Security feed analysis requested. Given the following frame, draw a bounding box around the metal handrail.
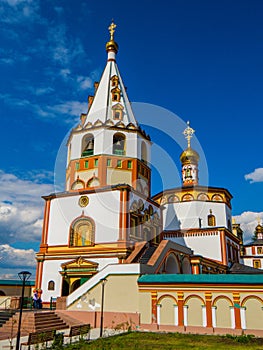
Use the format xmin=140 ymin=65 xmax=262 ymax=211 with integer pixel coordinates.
xmin=0 ymin=297 xmax=11 ymax=309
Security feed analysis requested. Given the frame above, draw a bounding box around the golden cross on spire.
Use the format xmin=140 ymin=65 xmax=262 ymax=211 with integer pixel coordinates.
xmin=108 ymin=21 xmax=117 ymax=41
xmin=257 ymin=216 xmax=262 ymax=225
xmin=183 ymin=121 xmax=195 ymax=148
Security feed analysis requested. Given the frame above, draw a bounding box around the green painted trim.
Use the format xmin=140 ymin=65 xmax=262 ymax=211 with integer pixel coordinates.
xmin=0 ymin=280 xmax=35 ymax=286
xmin=138 ymin=274 xmax=263 ymax=285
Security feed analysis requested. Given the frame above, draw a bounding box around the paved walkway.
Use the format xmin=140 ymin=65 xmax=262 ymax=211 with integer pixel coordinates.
xmin=0 ymin=328 xmax=123 ymax=348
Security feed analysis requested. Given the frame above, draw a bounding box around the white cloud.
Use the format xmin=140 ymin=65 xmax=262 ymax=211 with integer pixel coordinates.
xmin=0 ymin=244 xmax=36 ymax=279
xmin=49 ymin=101 xmax=87 ymax=120
xmin=77 ymin=76 xmax=93 ymax=90
xmin=0 ymin=93 xmax=87 ymax=123
xmin=233 ymin=211 xmax=263 ymax=243
xmin=0 ymin=169 xmax=53 ymax=244
xmin=0 ymin=244 xmax=36 ymax=268
xmin=34 ymin=87 xmax=54 ymax=96
xmin=245 ymin=168 xmax=263 ymax=183
xmin=0 ymin=0 xmax=43 ymax=24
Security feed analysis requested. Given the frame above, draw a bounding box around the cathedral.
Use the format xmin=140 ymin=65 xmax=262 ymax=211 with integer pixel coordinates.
xmin=35 ymin=23 xmax=263 ymax=333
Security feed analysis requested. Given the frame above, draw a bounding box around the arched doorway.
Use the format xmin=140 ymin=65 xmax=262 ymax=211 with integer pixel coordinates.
xmin=70 ymin=279 xmax=81 ymax=293
xmin=61 ymin=279 xmax=69 ymax=297
xmin=165 ymin=254 xmax=180 ymax=274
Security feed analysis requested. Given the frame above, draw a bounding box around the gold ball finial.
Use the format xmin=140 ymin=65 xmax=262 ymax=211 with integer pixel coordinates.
xmin=106 ymin=21 xmax=119 ymax=54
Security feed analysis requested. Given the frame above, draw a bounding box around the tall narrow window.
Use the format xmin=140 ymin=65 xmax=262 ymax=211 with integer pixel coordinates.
xmin=113 ymin=133 xmax=126 ymax=155
xmin=81 ymin=134 xmax=94 ymax=157
xmin=207 ymin=209 xmax=216 ymax=226
xmin=141 ymin=141 xmax=147 ymax=163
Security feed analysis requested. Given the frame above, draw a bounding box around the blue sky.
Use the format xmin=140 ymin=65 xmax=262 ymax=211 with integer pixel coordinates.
xmin=0 ymin=0 xmax=262 ymax=278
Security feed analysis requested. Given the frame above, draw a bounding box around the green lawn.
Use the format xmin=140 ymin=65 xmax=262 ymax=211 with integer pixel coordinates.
xmin=66 ymin=332 xmax=263 ymax=350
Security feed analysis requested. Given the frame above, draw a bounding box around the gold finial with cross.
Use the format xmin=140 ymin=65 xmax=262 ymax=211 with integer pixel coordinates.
xmin=183 ymin=121 xmax=195 ymax=148
xmin=257 ymin=216 xmax=262 ymax=225
xmin=108 ymin=21 xmax=117 ymax=41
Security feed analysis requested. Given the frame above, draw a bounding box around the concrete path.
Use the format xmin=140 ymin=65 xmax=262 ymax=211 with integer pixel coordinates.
xmin=0 ymin=328 xmax=125 ymax=349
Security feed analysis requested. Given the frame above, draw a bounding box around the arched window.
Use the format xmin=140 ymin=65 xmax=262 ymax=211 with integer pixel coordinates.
xmin=111 ymin=87 xmax=121 ymax=102
xmin=207 ymin=209 xmax=216 ymax=226
xmin=113 ymin=133 xmax=126 ymax=155
xmin=48 ymin=280 xmax=55 ymax=291
xmin=69 ymin=218 xmax=95 ymax=247
xmin=141 ymin=142 xmax=147 ymax=163
xmin=81 ymin=134 xmax=94 ymax=157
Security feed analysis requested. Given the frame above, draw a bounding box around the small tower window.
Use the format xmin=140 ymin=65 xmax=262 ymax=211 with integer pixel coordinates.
xmin=48 ymin=280 xmax=55 ymax=291
xmin=94 ymin=159 xmax=98 ymax=167
xmin=127 ymin=160 xmax=132 ymax=169
xmin=111 ymin=75 xmax=119 ymax=87
xmin=113 ymin=133 xmax=126 ymax=156
xmin=185 ymin=167 xmax=192 ymax=178
xmin=85 ymin=161 xmax=89 ymax=168
xmin=253 ymin=259 xmax=261 ymax=269
xmin=111 ymin=87 xmax=121 ymax=102
xmin=81 ymin=134 xmax=94 ymax=157
xmin=141 ymin=142 xmax=147 ymax=163
xmin=112 ymin=103 xmax=124 ymax=120
xmin=117 ymin=160 xmax=122 ymax=168
xmin=257 ymin=247 xmax=262 ymax=254
xmin=107 ymin=159 xmax=112 ymax=167
xmin=207 ymin=209 xmax=216 ymax=226
xmin=75 ymin=162 xmax=80 ymax=170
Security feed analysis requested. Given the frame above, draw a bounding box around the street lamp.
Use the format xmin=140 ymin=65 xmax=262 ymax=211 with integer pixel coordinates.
xmin=16 ymin=271 xmax=31 ymax=350
xmin=99 ymin=278 xmax=107 ymax=337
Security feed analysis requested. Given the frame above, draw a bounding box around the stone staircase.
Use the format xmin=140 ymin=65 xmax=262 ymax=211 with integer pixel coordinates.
xmin=138 ymin=246 xmax=157 ymax=264
xmin=0 ymin=310 xmax=69 ymax=340
xmin=0 ymin=310 xmax=16 ymax=328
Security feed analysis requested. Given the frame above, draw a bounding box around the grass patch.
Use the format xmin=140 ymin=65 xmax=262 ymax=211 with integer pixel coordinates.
xmin=65 ymin=332 xmax=263 ymax=350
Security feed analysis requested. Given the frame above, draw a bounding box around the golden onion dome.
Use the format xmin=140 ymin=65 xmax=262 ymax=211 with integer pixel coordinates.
xmin=180 ymin=147 xmax=200 ymax=165
xmin=106 ymin=39 xmax=119 ymax=53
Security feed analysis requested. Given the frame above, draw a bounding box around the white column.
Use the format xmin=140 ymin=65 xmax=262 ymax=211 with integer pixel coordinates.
xmin=183 ymin=305 xmax=188 ymax=326
xmin=240 ymin=307 xmax=246 ymax=330
xmin=174 ymin=305 xmax=178 ymax=326
xmin=202 ymin=305 xmax=207 ymax=327
xmin=212 ymin=306 xmax=217 ymax=328
xmin=230 ymin=307 xmax=235 ymax=329
xmin=157 ymin=304 xmax=161 ymax=325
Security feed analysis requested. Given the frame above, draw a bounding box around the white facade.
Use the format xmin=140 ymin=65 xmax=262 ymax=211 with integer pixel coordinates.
xmin=166 ymin=231 xmax=222 ymax=261
xmin=47 ymin=191 xmax=121 ymax=245
xmin=163 ymin=201 xmax=232 ymax=231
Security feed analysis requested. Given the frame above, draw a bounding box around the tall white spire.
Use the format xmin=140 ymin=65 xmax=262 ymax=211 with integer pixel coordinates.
xmin=83 ymin=22 xmax=138 ymax=127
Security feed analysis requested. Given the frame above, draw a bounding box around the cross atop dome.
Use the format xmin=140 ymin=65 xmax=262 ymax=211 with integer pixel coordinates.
xmin=183 ymin=121 xmax=195 ymax=148
xmin=108 ymin=21 xmax=117 ymax=41
xmin=106 ymin=21 xmax=119 ymax=55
